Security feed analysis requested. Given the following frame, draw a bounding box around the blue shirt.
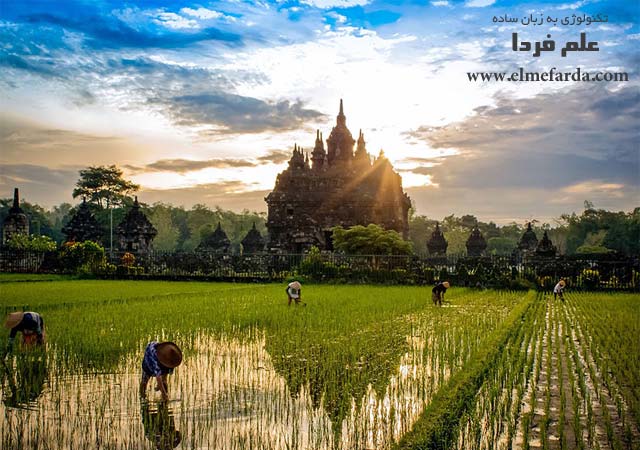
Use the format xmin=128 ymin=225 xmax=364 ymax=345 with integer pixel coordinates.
xmin=142 ymin=341 xmax=174 ymax=377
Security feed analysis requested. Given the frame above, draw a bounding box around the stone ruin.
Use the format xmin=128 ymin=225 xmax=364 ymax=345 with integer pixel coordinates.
xmin=116 ymin=197 xmax=157 ymax=254
xmin=535 ymin=230 xmax=557 ymax=257
xmin=197 ymin=222 xmax=231 ymax=253
xmin=265 ymin=100 xmax=411 ymax=252
xmin=241 ymin=222 xmax=265 ymax=254
xmin=2 ymin=188 xmax=29 ymax=246
xmin=426 ymin=222 xmax=448 ymax=256
xmin=466 ymin=225 xmax=487 ymax=257
xmin=62 ymin=198 xmax=104 ymax=243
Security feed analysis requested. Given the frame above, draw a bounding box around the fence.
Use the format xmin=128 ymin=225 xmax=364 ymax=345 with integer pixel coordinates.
xmin=0 ymin=249 xmax=638 ymax=291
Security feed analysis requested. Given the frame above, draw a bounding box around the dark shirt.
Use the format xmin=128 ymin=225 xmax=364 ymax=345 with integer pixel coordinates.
xmin=9 ymin=312 xmax=44 ymax=340
xmin=432 ymin=283 xmax=448 ymax=295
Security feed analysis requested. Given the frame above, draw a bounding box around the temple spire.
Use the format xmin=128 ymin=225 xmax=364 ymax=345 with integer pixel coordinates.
xmin=12 ymin=188 xmax=19 ymax=210
xmin=337 ymin=98 xmax=346 ymax=126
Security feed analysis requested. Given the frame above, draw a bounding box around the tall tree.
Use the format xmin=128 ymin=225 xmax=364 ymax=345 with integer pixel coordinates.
xmin=72 ymin=165 xmax=139 ymax=209
xmin=332 ymin=224 xmax=412 ymax=255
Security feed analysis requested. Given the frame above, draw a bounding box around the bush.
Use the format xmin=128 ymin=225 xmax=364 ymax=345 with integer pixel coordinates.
xmin=6 ymin=234 xmax=57 ymax=252
xmin=578 ymin=269 xmax=600 ymax=289
xmin=59 ymin=241 xmax=106 ymax=275
xmin=537 ymin=275 xmax=555 ymax=291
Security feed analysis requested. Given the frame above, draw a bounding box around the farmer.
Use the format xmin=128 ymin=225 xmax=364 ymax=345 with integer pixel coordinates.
xmin=553 ymin=279 xmax=566 ymax=301
xmin=4 ymin=311 xmax=45 ymax=353
xmin=140 ymin=341 xmax=183 ymax=401
xmin=432 ymin=281 xmax=450 ymax=306
xmin=286 ymin=280 xmax=304 ymax=306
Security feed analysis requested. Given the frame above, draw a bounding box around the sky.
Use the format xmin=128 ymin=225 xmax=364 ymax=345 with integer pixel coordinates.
xmin=0 ymin=0 xmax=638 ymax=224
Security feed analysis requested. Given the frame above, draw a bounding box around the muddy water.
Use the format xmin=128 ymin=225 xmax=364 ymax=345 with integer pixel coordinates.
xmin=1 ymin=329 xmax=450 ymax=450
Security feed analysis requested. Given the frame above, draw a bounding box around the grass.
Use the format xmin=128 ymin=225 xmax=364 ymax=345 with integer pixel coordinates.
xmin=0 ymin=276 xmax=637 ymax=449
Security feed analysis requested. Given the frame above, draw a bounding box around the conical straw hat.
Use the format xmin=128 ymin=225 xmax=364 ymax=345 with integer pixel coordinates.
xmin=443 ymin=281 xmax=451 ymax=288
xmin=559 ymin=280 xmax=566 ymax=287
xmin=156 ymin=342 xmax=182 ymax=368
xmin=4 ymin=312 xmax=24 ymax=329
xmin=289 ymin=281 xmax=301 ymax=290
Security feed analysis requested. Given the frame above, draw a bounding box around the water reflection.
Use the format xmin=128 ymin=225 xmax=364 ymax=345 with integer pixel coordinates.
xmin=141 ymin=401 xmax=182 ymax=450
xmin=0 ymin=329 xmax=461 ymax=449
xmin=1 ymin=351 xmax=47 ymax=409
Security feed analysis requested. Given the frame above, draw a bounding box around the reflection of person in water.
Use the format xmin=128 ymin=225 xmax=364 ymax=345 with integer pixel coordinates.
xmin=141 ymin=402 xmax=182 ymax=450
xmin=1 ymin=351 xmax=48 ymax=408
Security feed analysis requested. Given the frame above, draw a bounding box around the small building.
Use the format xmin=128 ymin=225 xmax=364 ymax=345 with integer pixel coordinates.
xmin=62 ymin=198 xmax=104 ymax=243
xmin=427 ymin=222 xmax=448 ymax=256
xmin=2 ymin=188 xmax=29 ymax=245
xmin=197 ymin=222 xmax=231 ymax=254
xmin=241 ymin=222 xmax=265 ymax=254
xmin=535 ymin=230 xmax=557 ymax=257
xmin=116 ymin=197 xmax=157 ymax=253
xmin=466 ymin=225 xmax=487 ymax=257
xmin=517 ymin=223 xmax=538 ymax=255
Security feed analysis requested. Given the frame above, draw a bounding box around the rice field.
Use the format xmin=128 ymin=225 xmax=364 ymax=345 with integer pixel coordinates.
xmin=0 ymin=277 xmax=638 ymax=449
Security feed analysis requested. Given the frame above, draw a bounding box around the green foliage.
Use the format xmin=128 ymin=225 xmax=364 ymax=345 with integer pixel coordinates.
xmin=72 ymin=165 xmax=139 ymax=208
xmin=332 ymin=224 xmax=412 ymax=255
xmin=5 ymin=234 xmax=57 ymax=252
xmin=59 ymin=241 xmax=107 ymax=275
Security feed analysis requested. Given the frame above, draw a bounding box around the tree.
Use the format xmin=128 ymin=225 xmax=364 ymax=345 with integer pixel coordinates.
xmin=72 ymin=165 xmax=139 ymax=209
xmin=332 ymin=224 xmax=412 ymax=255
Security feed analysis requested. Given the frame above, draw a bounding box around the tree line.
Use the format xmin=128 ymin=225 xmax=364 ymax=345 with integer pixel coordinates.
xmin=1 ymin=166 xmax=638 ymax=256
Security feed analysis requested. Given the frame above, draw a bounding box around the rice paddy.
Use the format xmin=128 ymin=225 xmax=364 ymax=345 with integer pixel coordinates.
xmin=0 ymin=277 xmax=638 ymax=449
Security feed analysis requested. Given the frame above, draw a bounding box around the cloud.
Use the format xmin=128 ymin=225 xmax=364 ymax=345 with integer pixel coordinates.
xmin=180 ymin=7 xmax=235 ymax=22
xmin=431 ymin=1 xmax=450 ymax=6
xmin=22 ymin=13 xmax=242 ymax=49
xmin=153 ymin=12 xmax=199 ymax=30
xmin=257 ymin=150 xmax=291 ymax=164
xmin=160 ymin=94 xmax=325 ymax=134
xmin=140 ymin=158 xmax=257 ymax=173
xmin=402 ymin=85 xmax=639 ymax=222
xmin=0 ymin=164 xmax=79 ymax=207
xmin=465 ymin=0 xmax=496 ymax=7
xmin=300 ymin=0 xmax=372 ymax=9
xmin=411 ymin=85 xmax=640 ymax=164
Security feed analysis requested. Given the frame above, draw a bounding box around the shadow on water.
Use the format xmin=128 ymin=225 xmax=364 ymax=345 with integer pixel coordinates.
xmin=1 ymin=350 xmax=48 ymax=410
xmin=141 ymin=401 xmax=182 ymax=450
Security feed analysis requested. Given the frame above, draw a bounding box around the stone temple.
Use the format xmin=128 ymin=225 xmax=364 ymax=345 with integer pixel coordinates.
xmin=266 ymin=100 xmax=411 ymax=252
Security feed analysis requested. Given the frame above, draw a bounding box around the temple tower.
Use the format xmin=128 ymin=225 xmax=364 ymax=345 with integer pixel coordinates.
xmin=116 ymin=197 xmax=157 ymax=254
xmin=326 ymin=99 xmax=355 ymax=165
xmin=2 ymin=188 xmax=29 ymax=245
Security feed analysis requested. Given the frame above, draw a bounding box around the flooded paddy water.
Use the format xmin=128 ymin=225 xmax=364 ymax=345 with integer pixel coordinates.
xmin=2 ymin=328 xmax=457 ymax=450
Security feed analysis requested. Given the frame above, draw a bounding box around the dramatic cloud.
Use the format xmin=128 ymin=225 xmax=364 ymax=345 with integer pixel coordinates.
xmin=162 ymin=94 xmax=325 ymax=134
xmin=0 ymin=164 xmax=79 ymax=206
xmin=410 ymin=86 xmax=640 ymax=164
xmin=257 ymin=150 xmax=291 ymax=165
xmin=145 ymin=158 xmax=256 ymax=172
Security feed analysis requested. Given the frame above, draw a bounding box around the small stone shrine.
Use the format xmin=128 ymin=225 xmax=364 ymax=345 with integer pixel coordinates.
xmin=426 ymin=222 xmax=448 ymax=256
xmin=62 ymin=198 xmax=104 ymax=243
xmin=241 ymin=222 xmax=265 ymax=254
xmin=265 ymin=100 xmax=411 ymax=252
xmin=517 ymin=223 xmax=539 ymax=255
xmin=116 ymin=197 xmax=157 ymax=253
xmin=197 ymin=222 xmax=231 ymax=253
xmin=466 ymin=225 xmax=487 ymax=257
xmin=2 ymin=188 xmax=29 ymax=245
xmin=535 ymin=230 xmax=557 ymax=257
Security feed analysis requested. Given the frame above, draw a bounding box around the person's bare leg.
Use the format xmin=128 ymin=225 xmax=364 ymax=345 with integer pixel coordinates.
xmin=140 ymin=373 xmax=150 ymax=398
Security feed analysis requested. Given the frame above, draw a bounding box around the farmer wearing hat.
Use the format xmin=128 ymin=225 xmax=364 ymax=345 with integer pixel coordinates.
xmin=432 ymin=281 xmax=450 ymax=306
xmin=140 ymin=341 xmax=183 ymax=401
xmin=553 ymin=279 xmax=566 ymax=301
xmin=286 ymin=280 xmax=304 ymax=306
xmin=4 ymin=311 xmax=45 ymax=353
